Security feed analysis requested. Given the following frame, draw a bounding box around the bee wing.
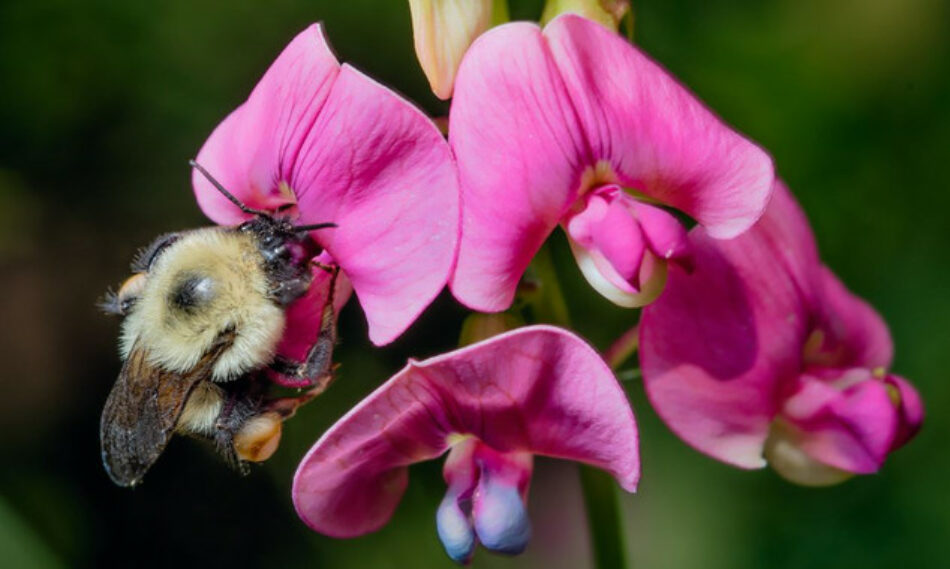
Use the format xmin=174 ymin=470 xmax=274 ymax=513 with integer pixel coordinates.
xmin=100 ymin=335 xmax=230 ymax=487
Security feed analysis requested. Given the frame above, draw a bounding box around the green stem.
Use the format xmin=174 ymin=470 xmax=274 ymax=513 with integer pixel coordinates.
xmin=580 ymin=465 xmax=629 ymax=569
xmin=525 ymin=244 xmax=571 ymax=326
xmin=525 ymin=244 xmax=629 ymax=569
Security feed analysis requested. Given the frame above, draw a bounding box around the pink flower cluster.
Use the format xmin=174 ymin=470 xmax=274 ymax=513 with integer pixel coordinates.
xmin=188 ymin=9 xmax=921 ymax=564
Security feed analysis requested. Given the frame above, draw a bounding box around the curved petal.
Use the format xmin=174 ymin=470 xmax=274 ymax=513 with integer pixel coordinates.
xmin=194 ymin=24 xmax=459 ymax=345
xmin=563 ymin=190 xmax=646 ymax=293
xmin=811 ymin=266 xmax=894 ymax=370
xmin=293 ymin=325 xmax=639 ymax=537
xmin=290 ymin=65 xmax=459 ymax=345
xmin=781 ymin=374 xmax=898 ymax=473
xmin=449 ymin=16 xmax=773 ymax=312
xmin=193 ymin=24 xmax=340 ymax=223
xmin=885 ymin=374 xmax=924 ymax=450
xmin=632 ymin=201 xmax=690 ymax=263
xmin=544 ymin=15 xmax=774 ymax=238
xmin=448 ymin=22 xmax=590 ymax=312
xmin=639 ymin=184 xmax=820 ymax=468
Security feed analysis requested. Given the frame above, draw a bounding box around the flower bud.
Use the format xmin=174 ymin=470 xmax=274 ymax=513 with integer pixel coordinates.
xmin=409 ymin=0 xmax=496 ymax=99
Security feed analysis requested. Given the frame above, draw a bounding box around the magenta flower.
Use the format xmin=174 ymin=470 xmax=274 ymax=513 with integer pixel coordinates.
xmin=292 ymin=325 xmax=639 ymax=562
xmin=639 ymin=183 xmax=923 ymax=485
xmin=192 ymin=24 xmax=459 ymax=346
xmin=448 ymin=14 xmax=774 ymax=310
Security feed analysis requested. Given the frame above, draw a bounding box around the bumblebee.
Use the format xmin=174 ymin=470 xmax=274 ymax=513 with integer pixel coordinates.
xmin=99 ymin=162 xmax=337 ymax=487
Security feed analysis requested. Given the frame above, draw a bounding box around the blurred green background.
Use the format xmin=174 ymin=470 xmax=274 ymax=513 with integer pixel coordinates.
xmin=1 ymin=0 xmax=947 ymax=567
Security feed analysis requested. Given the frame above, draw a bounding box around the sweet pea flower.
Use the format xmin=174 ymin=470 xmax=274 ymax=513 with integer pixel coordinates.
xmin=408 ymin=0 xmax=496 ymax=99
xmin=639 ymin=183 xmax=923 ymax=486
xmin=192 ymin=24 xmax=458 ymax=347
xmin=449 ymin=14 xmax=774 ymax=311
xmin=293 ymin=325 xmax=639 ymax=563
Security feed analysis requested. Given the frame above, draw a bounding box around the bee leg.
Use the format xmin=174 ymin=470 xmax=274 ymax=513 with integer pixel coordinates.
xmin=271 ymin=276 xmax=312 ymax=307
xmin=212 ymin=380 xmax=264 ymax=474
xmin=269 ymin=266 xmax=339 ymax=391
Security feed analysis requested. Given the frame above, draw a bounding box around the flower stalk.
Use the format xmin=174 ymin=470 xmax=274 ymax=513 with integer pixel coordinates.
xmin=526 ymin=243 xmax=630 ymax=569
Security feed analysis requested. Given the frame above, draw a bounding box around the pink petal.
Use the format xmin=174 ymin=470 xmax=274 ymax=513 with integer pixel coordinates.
xmin=810 ymin=266 xmax=894 ymax=370
xmin=293 ymin=326 xmax=639 ymax=538
xmin=193 ymin=24 xmax=339 ymax=222
xmin=639 ymin=184 xmax=820 ymax=468
xmin=448 ymin=22 xmax=588 ymax=312
xmin=545 ymin=15 xmax=773 ymax=239
xmin=449 ymin=16 xmax=773 ymax=311
xmin=563 ymin=187 xmax=671 ymax=307
xmin=267 ymin=259 xmax=353 ymax=388
xmin=782 ymin=374 xmax=898 ymax=473
xmin=194 ymin=24 xmax=459 ymax=345
xmin=885 ymin=374 xmax=924 ymax=450
xmin=291 ymin=65 xmax=458 ymax=345
xmin=632 ymin=201 xmax=690 ymax=263
xmin=563 ymin=190 xmax=646 ymax=293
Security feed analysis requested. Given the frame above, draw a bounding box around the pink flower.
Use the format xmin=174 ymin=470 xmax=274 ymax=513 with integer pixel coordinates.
xmin=192 ymin=24 xmax=459 ymax=347
xmin=639 ymin=183 xmax=923 ymax=485
xmin=448 ymin=14 xmax=773 ymax=310
xmin=292 ymin=326 xmax=639 ymax=562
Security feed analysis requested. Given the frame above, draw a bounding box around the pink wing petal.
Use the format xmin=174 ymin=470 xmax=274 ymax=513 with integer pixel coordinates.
xmin=564 ymin=190 xmax=646 ymax=292
xmin=639 ymin=184 xmax=820 ymax=468
xmin=545 ymin=14 xmax=774 ymax=239
xmin=885 ymin=374 xmax=924 ymax=450
xmin=293 ymin=325 xmax=639 ymax=538
xmin=449 ymin=16 xmax=773 ymax=312
xmin=448 ymin=22 xmax=590 ymax=312
xmin=783 ymin=375 xmax=898 ymax=473
xmin=813 ymin=266 xmax=894 ymax=370
xmin=193 ymin=24 xmax=340 ymax=223
xmin=194 ymin=24 xmax=459 ymax=345
xmin=287 ymin=65 xmax=459 ymax=345
xmin=632 ymin=201 xmax=690 ymax=262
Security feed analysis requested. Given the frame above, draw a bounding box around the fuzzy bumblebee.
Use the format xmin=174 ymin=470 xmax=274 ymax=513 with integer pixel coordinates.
xmin=99 ymin=163 xmax=338 ymax=487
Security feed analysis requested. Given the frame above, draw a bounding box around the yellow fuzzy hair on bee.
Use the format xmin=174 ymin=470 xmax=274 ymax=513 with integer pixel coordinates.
xmin=119 ymin=228 xmax=286 ymax=381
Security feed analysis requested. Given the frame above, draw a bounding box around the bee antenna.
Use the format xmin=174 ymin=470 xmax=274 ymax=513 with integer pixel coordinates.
xmin=189 ymin=160 xmax=270 ymax=216
xmin=293 ymin=222 xmax=337 ymax=232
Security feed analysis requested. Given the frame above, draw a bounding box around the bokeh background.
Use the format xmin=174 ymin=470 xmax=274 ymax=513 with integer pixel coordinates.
xmin=1 ymin=0 xmax=947 ymax=567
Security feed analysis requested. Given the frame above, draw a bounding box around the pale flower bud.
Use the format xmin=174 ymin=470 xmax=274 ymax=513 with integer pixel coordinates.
xmin=408 ymin=0 xmax=495 ymax=99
